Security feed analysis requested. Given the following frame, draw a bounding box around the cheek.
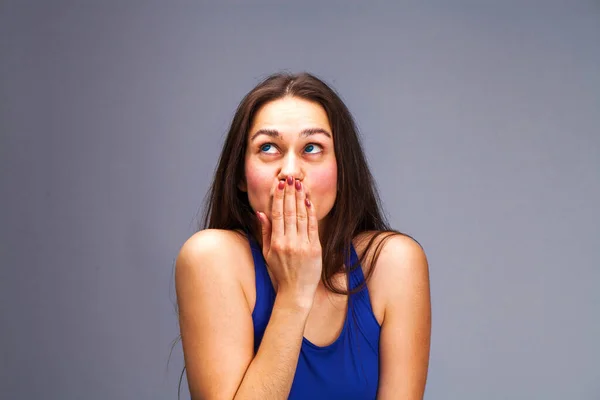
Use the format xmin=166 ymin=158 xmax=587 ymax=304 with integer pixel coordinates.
xmin=244 ymin=165 xmax=272 ymax=208
xmin=307 ymin=164 xmax=338 ymax=199
xmin=243 ymin=159 xmax=338 ymax=216
xmin=307 ymin=164 xmax=337 ymax=220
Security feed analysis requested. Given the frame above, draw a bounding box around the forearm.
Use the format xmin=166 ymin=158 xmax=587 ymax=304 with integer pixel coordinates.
xmin=233 ymin=293 xmax=311 ymax=400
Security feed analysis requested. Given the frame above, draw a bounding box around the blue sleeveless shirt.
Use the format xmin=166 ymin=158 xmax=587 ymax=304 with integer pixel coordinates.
xmin=247 ymin=233 xmax=381 ymax=399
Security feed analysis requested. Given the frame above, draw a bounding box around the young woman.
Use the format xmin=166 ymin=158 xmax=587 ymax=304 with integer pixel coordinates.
xmin=175 ymin=72 xmax=431 ymax=399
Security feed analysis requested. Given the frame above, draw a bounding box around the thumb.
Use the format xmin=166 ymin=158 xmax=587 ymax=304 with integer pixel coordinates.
xmin=257 ymin=211 xmax=271 ymax=257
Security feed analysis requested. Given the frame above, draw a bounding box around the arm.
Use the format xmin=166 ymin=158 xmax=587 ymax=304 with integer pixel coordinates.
xmin=175 ymin=229 xmax=311 ymax=400
xmin=376 ymin=235 xmax=431 ymax=400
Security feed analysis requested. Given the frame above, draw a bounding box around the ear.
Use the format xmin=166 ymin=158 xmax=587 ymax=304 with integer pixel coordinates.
xmin=238 ymin=179 xmax=247 ymax=192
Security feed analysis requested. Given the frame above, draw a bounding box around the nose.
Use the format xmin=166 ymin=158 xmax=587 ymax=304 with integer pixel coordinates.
xmin=277 ymin=152 xmax=304 ymax=181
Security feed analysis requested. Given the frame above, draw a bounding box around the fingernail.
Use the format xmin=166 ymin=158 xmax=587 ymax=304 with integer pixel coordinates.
xmin=287 ymin=176 xmax=293 ymax=185
xmin=278 ymin=181 xmax=285 ymax=190
xmin=305 ymin=198 xmax=311 ymax=207
xmin=295 ymin=179 xmax=301 ymax=191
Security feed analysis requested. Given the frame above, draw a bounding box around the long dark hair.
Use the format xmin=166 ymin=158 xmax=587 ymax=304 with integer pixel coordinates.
xmin=172 ymin=71 xmax=404 ymax=398
xmin=202 ymin=71 xmax=400 ymax=291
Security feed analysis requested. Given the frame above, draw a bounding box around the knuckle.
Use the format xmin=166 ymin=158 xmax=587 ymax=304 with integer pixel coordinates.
xmin=271 ymin=240 xmax=284 ymax=252
xmin=296 ymin=213 xmax=307 ymax=221
xmin=271 ymin=210 xmax=284 ymax=220
xmin=284 ymin=210 xmax=296 ymax=218
xmin=281 ymin=242 xmax=293 ymax=254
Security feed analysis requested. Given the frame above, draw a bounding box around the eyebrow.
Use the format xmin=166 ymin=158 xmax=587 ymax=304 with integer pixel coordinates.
xmin=250 ymin=128 xmax=332 ymax=141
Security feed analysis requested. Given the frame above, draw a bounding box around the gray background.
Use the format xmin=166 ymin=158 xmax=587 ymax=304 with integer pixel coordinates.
xmin=1 ymin=1 xmax=599 ymax=399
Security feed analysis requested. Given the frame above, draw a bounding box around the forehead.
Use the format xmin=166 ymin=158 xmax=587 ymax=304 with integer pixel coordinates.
xmin=249 ymin=96 xmax=332 ymax=137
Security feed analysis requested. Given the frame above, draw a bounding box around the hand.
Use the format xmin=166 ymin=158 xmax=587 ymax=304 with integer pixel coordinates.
xmin=255 ymin=176 xmax=322 ymax=307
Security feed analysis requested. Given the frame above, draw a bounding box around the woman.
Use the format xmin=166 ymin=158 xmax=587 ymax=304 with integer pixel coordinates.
xmin=175 ymin=72 xmax=431 ymax=399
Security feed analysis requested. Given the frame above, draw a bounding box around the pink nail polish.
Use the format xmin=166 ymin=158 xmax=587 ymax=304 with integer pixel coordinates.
xmin=278 ymin=181 xmax=285 ymax=190
xmin=295 ymin=180 xmax=301 ymax=190
xmin=287 ymin=176 xmax=293 ymax=185
xmin=305 ymin=198 xmax=311 ymax=207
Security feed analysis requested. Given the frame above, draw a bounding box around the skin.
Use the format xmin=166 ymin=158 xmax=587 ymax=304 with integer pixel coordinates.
xmin=176 ymin=96 xmax=431 ymax=399
xmin=239 ymin=95 xmax=338 ymax=236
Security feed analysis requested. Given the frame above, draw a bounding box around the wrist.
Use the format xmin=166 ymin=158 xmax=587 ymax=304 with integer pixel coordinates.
xmin=274 ymin=290 xmax=315 ymax=314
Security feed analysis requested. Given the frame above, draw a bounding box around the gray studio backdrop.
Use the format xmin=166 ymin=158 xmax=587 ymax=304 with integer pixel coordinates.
xmin=1 ymin=1 xmax=599 ymax=399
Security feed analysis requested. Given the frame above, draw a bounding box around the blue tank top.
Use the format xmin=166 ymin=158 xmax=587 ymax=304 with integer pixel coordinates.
xmin=247 ymin=233 xmax=381 ymax=399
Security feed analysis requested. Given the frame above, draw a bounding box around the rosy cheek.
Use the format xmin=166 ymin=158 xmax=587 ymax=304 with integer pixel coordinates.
xmin=244 ymin=166 xmax=273 ymax=208
xmin=246 ymin=166 xmax=268 ymax=185
xmin=307 ymin=165 xmax=337 ymax=194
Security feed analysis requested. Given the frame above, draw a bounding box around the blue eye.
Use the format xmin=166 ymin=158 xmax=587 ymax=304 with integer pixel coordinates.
xmin=305 ymin=144 xmax=322 ymax=154
xmin=259 ymin=143 xmax=321 ymax=155
xmin=260 ymin=143 xmax=277 ymax=153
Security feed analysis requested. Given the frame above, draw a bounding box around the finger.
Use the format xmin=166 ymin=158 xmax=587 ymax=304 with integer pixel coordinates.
xmin=257 ymin=211 xmax=271 ymax=256
xmin=283 ymin=175 xmax=297 ymax=237
xmin=271 ymin=179 xmax=285 ymax=239
xmin=295 ymin=179 xmax=308 ymax=239
xmin=306 ymin=195 xmax=319 ymax=244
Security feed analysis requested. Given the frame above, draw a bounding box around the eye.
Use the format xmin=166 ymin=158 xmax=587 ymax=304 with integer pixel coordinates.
xmin=304 ymin=143 xmax=323 ymax=154
xmin=259 ymin=143 xmax=278 ymax=154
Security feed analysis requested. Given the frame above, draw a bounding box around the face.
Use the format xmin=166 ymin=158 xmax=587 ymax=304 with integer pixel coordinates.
xmin=240 ymin=96 xmax=338 ymax=231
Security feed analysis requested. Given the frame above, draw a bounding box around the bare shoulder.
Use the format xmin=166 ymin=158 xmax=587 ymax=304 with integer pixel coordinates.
xmin=352 ymin=231 xmax=429 ymax=324
xmin=175 ymin=229 xmax=256 ymax=311
xmin=353 ymin=230 xmax=426 ymax=273
xmin=369 ymin=231 xmax=431 ymax=398
xmin=177 ymin=228 xmax=248 ymax=261
xmin=175 ymin=229 xmax=257 ymax=398
xmin=176 ymin=229 xmax=251 ymax=277
xmin=377 ymin=232 xmax=426 ymax=274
